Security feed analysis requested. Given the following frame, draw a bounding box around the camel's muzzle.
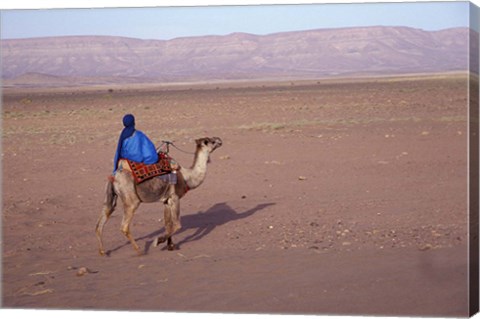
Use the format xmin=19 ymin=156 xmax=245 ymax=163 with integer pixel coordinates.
xmin=212 ymin=137 xmax=223 ymax=151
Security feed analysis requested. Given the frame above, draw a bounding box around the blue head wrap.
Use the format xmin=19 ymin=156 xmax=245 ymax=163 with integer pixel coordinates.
xmin=113 ymin=114 xmax=136 ymax=173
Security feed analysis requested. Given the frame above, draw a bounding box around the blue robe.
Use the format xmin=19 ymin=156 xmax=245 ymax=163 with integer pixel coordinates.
xmin=113 ymin=130 xmax=158 ymax=173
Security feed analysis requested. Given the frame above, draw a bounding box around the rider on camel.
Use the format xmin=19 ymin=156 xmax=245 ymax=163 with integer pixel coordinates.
xmin=112 ymin=114 xmax=158 ymax=174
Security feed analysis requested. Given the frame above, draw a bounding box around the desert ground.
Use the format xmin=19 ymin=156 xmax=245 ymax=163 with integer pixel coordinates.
xmin=1 ymin=74 xmax=473 ymax=316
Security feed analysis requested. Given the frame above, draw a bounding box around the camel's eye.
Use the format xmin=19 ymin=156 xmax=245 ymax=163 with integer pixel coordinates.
xmin=204 ymin=140 xmax=209 ymax=146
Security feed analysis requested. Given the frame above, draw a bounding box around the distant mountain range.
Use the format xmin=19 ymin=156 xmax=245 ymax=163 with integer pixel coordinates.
xmin=1 ymin=26 xmax=477 ymax=87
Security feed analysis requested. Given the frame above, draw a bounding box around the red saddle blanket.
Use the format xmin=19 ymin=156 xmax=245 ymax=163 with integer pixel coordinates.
xmin=124 ymin=153 xmax=177 ymax=184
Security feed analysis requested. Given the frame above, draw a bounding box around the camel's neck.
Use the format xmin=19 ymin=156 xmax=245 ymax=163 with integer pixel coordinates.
xmin=180 ymin=147 xmax=209 ymax=190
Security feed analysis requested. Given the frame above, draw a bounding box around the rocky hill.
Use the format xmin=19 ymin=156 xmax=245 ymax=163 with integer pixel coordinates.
xmin=1 ymin=26 xmax=475 ymax=87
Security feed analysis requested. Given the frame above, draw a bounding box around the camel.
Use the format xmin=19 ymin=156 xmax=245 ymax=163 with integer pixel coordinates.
xmin=95 ymin=136 xmax=223 ymax=256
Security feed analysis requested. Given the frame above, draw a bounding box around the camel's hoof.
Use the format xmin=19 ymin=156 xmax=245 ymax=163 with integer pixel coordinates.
xmin=154 ymin=237 xmax=166 ymax=247
xmin=99 ymin=249 xmax=106 ymax=256
xmin=167 ymin=243 xmax=177 ymax=251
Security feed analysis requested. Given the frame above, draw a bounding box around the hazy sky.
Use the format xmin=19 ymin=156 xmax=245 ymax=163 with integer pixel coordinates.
xmin=0 ymin=1 xmax=475 ymax=40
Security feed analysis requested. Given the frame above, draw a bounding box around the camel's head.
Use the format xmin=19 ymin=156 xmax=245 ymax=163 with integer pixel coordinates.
xmin=195 ymin=137 xmax=223 ymax=154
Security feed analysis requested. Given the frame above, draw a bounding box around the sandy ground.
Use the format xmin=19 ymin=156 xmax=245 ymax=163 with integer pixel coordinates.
xmin=1 ymin=74 xmax=472 ymax=316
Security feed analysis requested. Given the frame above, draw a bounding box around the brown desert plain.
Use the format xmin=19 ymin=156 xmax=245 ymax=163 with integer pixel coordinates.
xmin=1 ymin=73 xmax=474 ymax=316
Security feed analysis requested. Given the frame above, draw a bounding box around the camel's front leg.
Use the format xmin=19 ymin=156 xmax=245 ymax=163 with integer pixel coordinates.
xmin=155 ymin=195 xmax=181 ymax=251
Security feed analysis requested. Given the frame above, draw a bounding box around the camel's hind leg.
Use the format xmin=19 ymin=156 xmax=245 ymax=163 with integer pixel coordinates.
xmin=111 ymin=170 xmax=143 ymax=255
xmin=96 ymin=180 xmax=117 ymax=256
xmin=96 ymin=205 xmax=115 ymax=256
xmin=155 ymin=195 xmax=181 ymax=251
xmin=121 ymin=199 xmax=141 ymax=255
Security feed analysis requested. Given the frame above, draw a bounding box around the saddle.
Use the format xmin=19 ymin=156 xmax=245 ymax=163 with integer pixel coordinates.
xmin=121 ymin=152 xmax=179 ymax=184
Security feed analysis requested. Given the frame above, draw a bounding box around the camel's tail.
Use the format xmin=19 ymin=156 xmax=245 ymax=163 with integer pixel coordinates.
xmin=96 ymin=178 xmax=118 ymax=255
xmin=104 ymin=177 xmax=117 ymax=211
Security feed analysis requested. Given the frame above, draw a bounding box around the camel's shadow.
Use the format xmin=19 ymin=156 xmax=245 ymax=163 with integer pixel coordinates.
xmin=107 ymin=202 xmax=275 ymax=255
xmin=178 ymin=202 xmax=275 ymax=246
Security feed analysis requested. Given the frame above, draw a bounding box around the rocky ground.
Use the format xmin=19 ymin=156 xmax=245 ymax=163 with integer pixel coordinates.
xmin=1 ymin=74 xmax=472 ymax=316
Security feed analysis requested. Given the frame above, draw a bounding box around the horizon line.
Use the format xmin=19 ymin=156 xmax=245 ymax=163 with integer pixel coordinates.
xmin=1 ymin=25 xmax=471 ymax=42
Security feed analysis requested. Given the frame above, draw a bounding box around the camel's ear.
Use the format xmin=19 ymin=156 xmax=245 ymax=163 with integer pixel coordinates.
xmin=196 ymin=138 xmax=209 ymax=146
